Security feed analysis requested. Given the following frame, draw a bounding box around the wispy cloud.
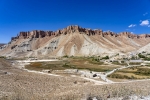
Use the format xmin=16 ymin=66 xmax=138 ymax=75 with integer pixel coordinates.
xmin=148 ymin=25 xmax=150 ymax=27
xmin=143 ymin=12 xmax=148 ymax=16
xmin=131 ymin=32 xmax=134 ymax=34
xmin=128 ymin=24 xmax=136 ymax=28
xmin=140 ymin=20 xmax=149 ymax=26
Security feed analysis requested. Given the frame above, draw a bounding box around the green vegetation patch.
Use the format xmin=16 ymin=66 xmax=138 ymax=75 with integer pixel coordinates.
xmin=144 ymin=57 xmax=150 ymax=61
xmin=108 ymin=73 xmax=136 ymax=79
xmin=25 ymin=57 xmax=119 ymax=72
xmin=138 ymin=53 xmax=146 ymax=58
xmin=129 ymin=62 xmax=141 ymax=65
xmin=0 ymin=56 xmax=6 ymax=59
xmin=25 ymin=61 xmax=67 ymax=71
xmin=138 ymin=53 xmax=150 ymax=61
xmin=108 ymin=66 xmax=150 ymax=79
xmin=135 ymin=68 xmax=150 ymax=76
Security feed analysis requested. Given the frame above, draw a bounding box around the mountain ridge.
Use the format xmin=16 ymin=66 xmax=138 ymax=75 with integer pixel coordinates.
xmin=0 ymin=25 xmax=150 ymax=58
xmin=11 ymin=25 xmax=150 ymax=41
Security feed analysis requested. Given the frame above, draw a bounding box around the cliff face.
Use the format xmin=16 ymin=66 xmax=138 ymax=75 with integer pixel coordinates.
xmin=11 ymin=30 xmax=54 ymax=40
xmin=1 ymin=25 xmax=150 ymax=58
xmin=11 ymin=25 xmax=149 ymax=41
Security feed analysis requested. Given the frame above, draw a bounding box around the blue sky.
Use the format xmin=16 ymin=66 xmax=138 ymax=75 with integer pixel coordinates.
xmin=0 ymin=0 xmax=150 ymax=43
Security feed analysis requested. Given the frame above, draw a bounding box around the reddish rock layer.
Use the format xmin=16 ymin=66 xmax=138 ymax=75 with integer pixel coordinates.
xmin=11 ymin=25 xmax=150 ymax=41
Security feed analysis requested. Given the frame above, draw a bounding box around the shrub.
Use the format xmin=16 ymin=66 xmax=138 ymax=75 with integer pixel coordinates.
xmin=63 ymin=55 xmax=69 ymax=58
xmin=138 ymin=53 xmax=146 ymax=58
xmin=62 ymin=63 xmax=72 ymax=68
xmin=0 ymin=56 xmax=6 ymax=59
xmin=144 ymin=57 xmax=150 ymax=61
xmin=102 ymin=56 xmax=109 ymax=60
xmin=92 ymin=58 xmax=99 ymax=62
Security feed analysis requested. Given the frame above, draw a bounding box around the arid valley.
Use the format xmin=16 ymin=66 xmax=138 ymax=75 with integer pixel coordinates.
xmin=1 ymin=25 xmax=150 ymax=100
xmin=1 ymin=0 xmax=150 ymax=99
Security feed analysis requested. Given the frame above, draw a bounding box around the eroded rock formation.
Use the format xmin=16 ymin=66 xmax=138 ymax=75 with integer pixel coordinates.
xmin=0 ymin=25 xmax=150 ymax=58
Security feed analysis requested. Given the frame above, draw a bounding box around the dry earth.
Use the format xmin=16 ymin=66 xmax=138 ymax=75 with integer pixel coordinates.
xmin=0 ymin=58 xmax=150 ymax=100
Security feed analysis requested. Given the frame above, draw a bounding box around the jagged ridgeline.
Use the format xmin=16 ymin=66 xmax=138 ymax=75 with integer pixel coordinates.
xmin=0 ymin=25 xmax=150 ymax=58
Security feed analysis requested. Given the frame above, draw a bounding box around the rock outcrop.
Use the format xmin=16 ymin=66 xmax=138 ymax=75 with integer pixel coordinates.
xmin=12 ymin=30 xmax=55 ymax=40
xmin=11 ymin=25 xmax=149 ymax=41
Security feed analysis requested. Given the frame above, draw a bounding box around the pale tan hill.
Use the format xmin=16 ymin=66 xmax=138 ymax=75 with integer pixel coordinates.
xmin=0 ymin=25 xmax=150 ymax=58
xmin=138 ymin=42 xmax=150 ymax=53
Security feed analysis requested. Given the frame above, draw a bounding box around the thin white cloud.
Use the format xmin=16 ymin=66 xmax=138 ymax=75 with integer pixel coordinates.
xmin=128 ymin=24 xmax=136 ymax=28
xmin=131 ymin=32 xmax=134 ymax=34
xmin=143 ymin=12 xmax=148 ymax=16
xmin=140 ymin=20 xmax=149 ymax=26
xmin=148 ymin=25 xmax=150 ymax=27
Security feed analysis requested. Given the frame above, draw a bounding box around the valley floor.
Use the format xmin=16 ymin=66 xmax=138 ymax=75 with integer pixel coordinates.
xmin=0 ymin=58 xmax=150 ymax=100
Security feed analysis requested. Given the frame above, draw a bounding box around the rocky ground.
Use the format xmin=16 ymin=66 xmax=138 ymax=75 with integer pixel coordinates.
xmin=0 ymin=58 xmax=150 ymax=100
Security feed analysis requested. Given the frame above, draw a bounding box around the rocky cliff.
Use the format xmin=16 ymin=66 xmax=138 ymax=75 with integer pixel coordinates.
xmin=11 ymin=26 xmax=150 ymax=41
xmin=0 ymin=25 xmax=150 ymax=58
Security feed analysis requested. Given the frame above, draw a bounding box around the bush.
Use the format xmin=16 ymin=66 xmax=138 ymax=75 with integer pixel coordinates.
xmin=121 ymin=61 xmax=125 ymax=63
xmin=63 ymin=55 xmax=69 ymax=58
xmin=102 ymin=56 xmax=109 ymax=60
xmin=92 ymin=58 xmax=99 ymax=62
xmin=144 ymin=57 xmax=150 ymax=61
xmin=138 ymin=53 xmax=146 ymax=58
xmin=0 ymin=56 xmax=6 ymax=59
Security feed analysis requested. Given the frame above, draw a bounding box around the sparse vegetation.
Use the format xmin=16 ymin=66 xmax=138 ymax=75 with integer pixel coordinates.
xmin=108 ymin=66 xmax=150 ymax=79
xmin=112 ymin=61 xmax=127 ymax=65
xmin=101 ymin=56 xmax=109 ymax=60
xmin=144 ymin=57 xmax=150 ymax=61
xmin=129 ymin=62 xmax=141 ymax=65
xmin=25 ymin=57 xmax=118 ymax=72
xmin=1 ymin=56 xmax=150 ymax=100
xmin=135 ymin=68 xmax=150 ymax=76
xmin=63 ymin=55 xmax=69 ymax=58
xmin=108 ymin=73 xmax=136 ymax=79
xmin=0 ymin=56 xmax=6 ymax=59
xmin=25 ymin=61 xmax=67 ymax=71
xmin=138 ymin=53 xmax=146 ymax=58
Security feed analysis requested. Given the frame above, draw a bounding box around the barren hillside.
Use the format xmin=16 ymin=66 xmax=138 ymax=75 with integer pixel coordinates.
xmin=138 ymin=42 xmax=150 ymax=53
xmin=0 ymin=25 xmax=150 ymax=58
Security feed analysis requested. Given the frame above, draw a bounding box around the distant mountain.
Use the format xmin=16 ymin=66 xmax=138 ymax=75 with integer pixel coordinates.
xmin=0 ymin=44 xmax=5 ymax=47
xmin=0 ymin=25 xmax=150 ymax=58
